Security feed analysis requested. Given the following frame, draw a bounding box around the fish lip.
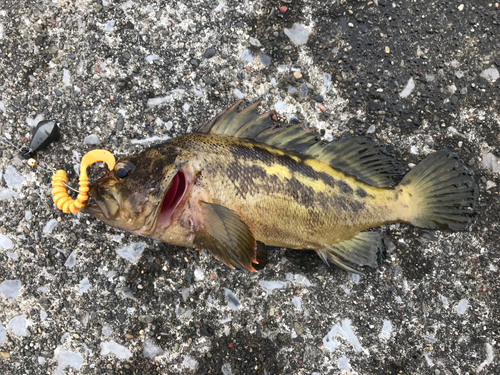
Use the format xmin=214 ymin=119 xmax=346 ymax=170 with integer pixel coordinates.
xmin=87 ymin=186 xmax=117 ymax=220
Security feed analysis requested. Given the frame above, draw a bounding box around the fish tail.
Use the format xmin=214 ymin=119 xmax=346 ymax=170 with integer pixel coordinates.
xmin=398 ymin=150 xmax=478 ymax=230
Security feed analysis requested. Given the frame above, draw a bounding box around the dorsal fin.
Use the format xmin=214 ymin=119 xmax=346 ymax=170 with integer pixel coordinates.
xmin=307 ymin=138 xmax=403 ymax=187
xmin=196 ymin=101 xmax=402 ymax=187
xmin=196 ymin=99 xmax=274 ymax=137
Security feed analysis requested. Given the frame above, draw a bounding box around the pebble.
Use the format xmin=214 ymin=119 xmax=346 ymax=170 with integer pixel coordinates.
xmin=116 ymin=117 xmax=124 ymax=131
xmin=293 ymin=72 xmax=302 ymax=79
xmin=456 ymin=299 xmax=468 ymax=315
xmin=315 ymin=95 xmax=324 ymax=103
xmin=240 ymin=49 xmax=254 ymax=62
xmin=100 ymin=340 xmax=132 ymax=359
xmin=224 ymin=288 xmax=241 ymax=310
xmin=145 ymin=54 xmax=159 ymax=63
xmin=284 ymin=23 xmax=309 ymax=45
xmin=43 ymin=219 xmax=58 ymax=233
xmin=190 ymin=59 xmax=199 ymax=67
xmin=65 ymin=251 xmax=77 ymax=268
xmin=275 ymin=101 xmax=288 ymax=111
xmin=385 ymin=46 xmax=390 ymax=54
xmin=83 ymin=134 xmax=100 ymax=145
xmin=259 ymin=53 xmax=271 ymax=67
xmin=204 ymin=48 xmax=215 ymax=59
xmin=0 ymin=280 xmax=21 ymax=300
xmin=400 ymin=77 xmax=415 ymax=98
xmin=116 ymin=242 xmax=146 ymax=263
xmin=300 ymin=83 xmax=308 ymax=97
xmin=480 ymin=67 xmax=499 ymax=81
xmin=234 ymin=89 xmax=244 ymax=99
xmin=143 ymin=338 xmax=165 ymax=359
xmin=183 ymin=355 xmax=198 ymax=370
xmin=366 ymin=125 xmax=376 ymax=134
xmin=0 ymin=323 xmax=5 ymax=344
xmin=0 ymin=234 xmax=14 ymax=249
xmin=249 ymin=37 xmax=261 ymax=47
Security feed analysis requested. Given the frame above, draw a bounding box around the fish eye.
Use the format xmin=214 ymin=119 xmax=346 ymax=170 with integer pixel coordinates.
xmin=115 ymin=161 xmax=135 ymax=179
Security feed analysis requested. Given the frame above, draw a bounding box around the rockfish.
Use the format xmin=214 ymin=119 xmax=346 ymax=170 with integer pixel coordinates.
xmin=86 ymin=100 xmax=477 ymax=273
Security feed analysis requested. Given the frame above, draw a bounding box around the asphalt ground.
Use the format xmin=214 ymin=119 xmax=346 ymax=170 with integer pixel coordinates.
xmin=0 ymin=0 xmax=499 ymax=374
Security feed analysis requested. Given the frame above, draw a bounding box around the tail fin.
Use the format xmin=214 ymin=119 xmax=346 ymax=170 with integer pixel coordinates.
xmin=399 ymin=150 xmax=477 ymax=230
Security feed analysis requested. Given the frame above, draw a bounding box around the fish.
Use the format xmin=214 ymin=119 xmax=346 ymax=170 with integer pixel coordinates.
xmin=86 ymin=100 xmax=478 ymax=273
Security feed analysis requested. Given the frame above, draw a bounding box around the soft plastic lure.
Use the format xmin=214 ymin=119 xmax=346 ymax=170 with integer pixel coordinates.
xmin=51 ymin=150 xmax=115 ymax=213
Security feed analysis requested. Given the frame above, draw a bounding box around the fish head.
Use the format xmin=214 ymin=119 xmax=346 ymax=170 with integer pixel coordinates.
xmin=86 ymin=147 xmax=191 ymax=236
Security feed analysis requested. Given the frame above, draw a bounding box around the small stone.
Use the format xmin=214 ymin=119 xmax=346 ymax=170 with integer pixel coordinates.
xmin=275 ymin=101 xmax=289 ymax=111
xmin=204 ymin=48 xmax=215 ymax=59
xmin=293 ymin=72 xmax=302 ymax=79
xmin=400 ymin=77 xmax=415 ymax=98
xmin=486 ymin=181 xmax=497 ymax=190
xmin=116 ymin=117 xmax=124 ymax=131
xmin=317 ymin=103 xmax=327 ymax=112
xmin=0 ymin=234 xmax=14 ymax=250
xmin=190 ymin=59 xmax=199 ymax=67
xmin=183 ymin=355 xmax=198 ymax=370
xmin=43 ymin=219 xmax=58 ymax=233
xmin=224 ymin=288 xmax=241 ymax=310
xmin=458 ymin=4 xmax=464 ymax=11
xmin=0 ymin=280 xmax=21 ymax=300
xmin=145 ymin=54 xmax=160 ymax=63
xmin=83 ymin=134 xmax=100 ymax=145
xmin=3 ymin=166 xmax=26 ymax=188
xmin=240 ymin=49 xmax=254 ymax=62
xmin=385 ymin=46 xmax=390 ymax=54
xmin=54 ymin=89 xmax=62 ymax=97
xmin=7 ymin=315 xmax=27 ymax=336
xmin=480 ymin=67 xmax=499 ymax=81
xmin=259 ymin=53 xmax=271 ymax=67
xmin=0 ymin=352 xmax=10 ymax=359
xmin=100 ymin=340 xmax=132 ymax=359
xmin=456 ymin=299 xmax=468 ymax=315
xmin=294 ymin=322 xmax=303 ymax=335
xmin=315 ymin=95 xmax=324 ymax=103
xmin=249 ymin=37 xmax=261 ymax=47
xmin=284 ymin=23 xmax=309 ymax=45
xmin=366 ymin=125 xmax=376 ymax=134
xmin=105 ymin=20 xmax=115 ymax=30
xmin=65 ymin=251 xmax=77 ymax=268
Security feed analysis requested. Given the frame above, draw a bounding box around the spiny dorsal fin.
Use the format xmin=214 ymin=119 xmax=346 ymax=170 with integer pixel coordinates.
xmin=197 ymin=101 xmax=402 ymax=187
xmin=196 ymin=100 xmax=274 ymax=137
xmin=307 ymin=138 xmax=403 ymax=187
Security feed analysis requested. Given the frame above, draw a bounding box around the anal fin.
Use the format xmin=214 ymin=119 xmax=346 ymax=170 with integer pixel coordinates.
xmin=194 ymin=202 xmax=258 ymax=272
xmin=316 ymin=232 xmax=384 ymax=274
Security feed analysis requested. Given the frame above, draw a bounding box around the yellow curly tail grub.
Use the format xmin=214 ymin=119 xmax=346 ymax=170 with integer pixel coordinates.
xmin=51 ymin=149 xmax=116 ymax=213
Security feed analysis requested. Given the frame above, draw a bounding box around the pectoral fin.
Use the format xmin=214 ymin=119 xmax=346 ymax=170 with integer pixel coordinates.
xmin=316 ymin=232 xmax=384 ymax=274
xmin=194 ymin=202 xmax=258 ymax=272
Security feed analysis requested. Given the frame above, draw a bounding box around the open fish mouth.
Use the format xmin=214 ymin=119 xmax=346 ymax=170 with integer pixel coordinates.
xmin=157 ymin=167 xmax=189 ymax=228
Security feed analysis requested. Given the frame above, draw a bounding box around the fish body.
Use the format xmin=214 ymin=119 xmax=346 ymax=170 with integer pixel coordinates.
xmin=87 ymin=101 xmax=477 ymax=273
